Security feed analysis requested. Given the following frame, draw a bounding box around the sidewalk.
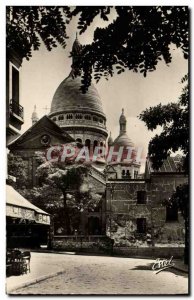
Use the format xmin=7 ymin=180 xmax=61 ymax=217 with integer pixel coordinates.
xmin=173 ymin=259 xmax=189 ymax=273
xmin=6 ymin=252 xmax=66 ymax=293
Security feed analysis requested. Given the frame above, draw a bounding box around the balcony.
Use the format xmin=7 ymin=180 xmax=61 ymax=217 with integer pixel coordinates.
xmin=9 ymin=99 xmax=24 ymax=122
xmin=7 ymin=100 xmax=24 ymax=140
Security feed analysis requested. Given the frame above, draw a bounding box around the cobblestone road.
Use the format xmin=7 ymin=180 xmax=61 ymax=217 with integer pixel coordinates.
xmin=11 ymin=253 xmax=188 ymax=295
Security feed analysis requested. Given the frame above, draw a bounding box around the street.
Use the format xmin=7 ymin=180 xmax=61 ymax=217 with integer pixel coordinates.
xmin=8 ymin=252 xmax=188 ymax=295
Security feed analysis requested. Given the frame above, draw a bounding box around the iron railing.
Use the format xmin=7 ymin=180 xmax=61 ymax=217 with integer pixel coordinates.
xmin=10 ymin=99 xmax=24 ymax=119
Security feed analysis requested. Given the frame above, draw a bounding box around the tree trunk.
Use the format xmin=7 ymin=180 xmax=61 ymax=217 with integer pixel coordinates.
xmin=63 ymin=191 xmax=71 ymax=234
xmin=184 ymin=218 xmax=189 ymax=265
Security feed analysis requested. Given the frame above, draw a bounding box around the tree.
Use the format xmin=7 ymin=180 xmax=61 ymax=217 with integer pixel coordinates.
xmin=36 ymin=158 xmax=101 ymax=234
xmin=8 ymin=152 xmax=102 ymax=234
xmin=6 ymin=6 xmax=71 ymax=60
xmin=171 ymin=184 xmax=189 ymax=264
xmin=7 ymin=153 xmax=29 ymax=188
xmin=139 ymin=74 xmax=189 ymax=172
xmin=7 ymin=6 xmax=189 ymax=90
xmin=139 ymin=75 xmax=189 ymax=264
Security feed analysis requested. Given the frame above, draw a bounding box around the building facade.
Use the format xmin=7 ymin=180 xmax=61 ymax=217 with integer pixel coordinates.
xmin=6 ymin=49 xmax=24 ymax=145
xmin=106 ymin=155 xmax=188 ymax=256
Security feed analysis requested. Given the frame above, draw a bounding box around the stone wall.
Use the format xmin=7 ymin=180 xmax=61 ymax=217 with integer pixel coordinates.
xmin=52 ymin=235 xmax=113 ymax=254
xmin=113 ymin=246 xmax=184 ymax=259
xmin=106 ymin=174 xmax=187 ymax=248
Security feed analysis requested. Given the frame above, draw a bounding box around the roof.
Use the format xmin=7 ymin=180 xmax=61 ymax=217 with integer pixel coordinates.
xmin=147 ymin=155 xmax=184 ymax=173
xmin=113 ymin=133 xmax=135 ymax=147
xmin=8 ymin=115 xmax=74 ymax=149
xmin=6 ymin=185 xmax=49 ymax=215
xmin=50 ymin=75 xmax=105 ymax=116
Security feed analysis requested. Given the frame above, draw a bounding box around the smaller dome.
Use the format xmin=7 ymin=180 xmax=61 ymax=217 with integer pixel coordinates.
xmin=113 ymin=133 xmax=134 ymax=147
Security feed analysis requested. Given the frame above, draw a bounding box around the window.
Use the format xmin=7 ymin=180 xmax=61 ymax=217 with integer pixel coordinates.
xmin=137 ymin=191 xmax=146 ymax=204
xmin=75 ymin=114 xmax=82 ymax=119
xmin=76 ymin=138 xmax=82 ymax=144
xmin=166 ymin=204 xmax=178 ymax=222
xmin=93 ymin=116 xmax=98 ymax=122
xmin=12 ymin=66 xmax=19 ymax=103
xmin=66 ymin=114 xmax=73 ymax=120
xmin=58 ymin=115 xmax=64 ymax=121
xmin=122 ymin=170 xmax=125 ymax=178
xmin=93 ymin=140 xmax=98 ymax=152
xmin=85 ymin=115 xmax=91 ymax=120
xmin=136 ymin=218 xmax=146 ymax=233
xmin=85 ymin=139 xmax=91 ymax=150
xmin=126 ymin=170 xmax=131 ymax=178
xmin=134 ymin=170 xmax=138 ymax=178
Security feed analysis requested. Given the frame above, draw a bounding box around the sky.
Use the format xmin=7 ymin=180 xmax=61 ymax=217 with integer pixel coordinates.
xmin=19 ymin=9 xmax=188 ymax=172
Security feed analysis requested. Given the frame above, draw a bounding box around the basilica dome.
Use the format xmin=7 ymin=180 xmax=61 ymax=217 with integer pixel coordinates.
xmin=113 ymin=133 xmax=134 ymax=147
xmin=48 ymin=36 xmax=108 ymax=149
xmin=50 ymin=76 xmax=105 ymax=116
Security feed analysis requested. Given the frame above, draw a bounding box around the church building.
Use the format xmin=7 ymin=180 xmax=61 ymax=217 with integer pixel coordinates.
xmin=8 ymin=36 xmax=188 ymax=256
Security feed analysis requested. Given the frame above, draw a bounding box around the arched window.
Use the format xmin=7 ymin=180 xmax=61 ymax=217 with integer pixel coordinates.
xmin=58 ymin=115 xmax=64 ymax=121
xmin=76 ymin=138 xmax=82 ymax=144
xmin=126 ymin=170 xmax=130 ymax=178
xmin=93 ymin=140 xmax=98 ymax=152
xmin=93 ymin=116 xmax=98 ymax=122
xmin=66 ymin=114 xmax=73 ymax=120
xmin=85 ymin=115 xmax=91 ymax=120
xmin=75 ymin=114 xmax=83 ymax=119
xmin=122 ymin=170 xmax=126 ymax=178
xmin=85 ymin=139 xmax=91 ymax=151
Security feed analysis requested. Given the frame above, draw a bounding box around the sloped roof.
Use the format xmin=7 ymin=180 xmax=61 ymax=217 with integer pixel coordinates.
xmin=147 ymin=155 xmax=184 ymax=173
xmin=8 ymin=115 xmax=74 ymax=148
xmin=6 ymin=185 xmax=49 ymax=215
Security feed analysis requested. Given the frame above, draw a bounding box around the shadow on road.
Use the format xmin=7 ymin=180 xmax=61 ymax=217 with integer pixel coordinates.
xmin=131 ymin=263 xmax=188 ymax=278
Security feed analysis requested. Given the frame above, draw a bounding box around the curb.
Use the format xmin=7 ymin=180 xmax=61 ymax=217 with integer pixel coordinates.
xmin=7 ymin=270 xmax=65 ymax=294
xmin=172 ymin=266 xmax=188 ymax=274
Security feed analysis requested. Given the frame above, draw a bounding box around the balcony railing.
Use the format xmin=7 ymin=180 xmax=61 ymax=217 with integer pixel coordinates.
xmin=10 ymin=99 xmax=24 ymax=120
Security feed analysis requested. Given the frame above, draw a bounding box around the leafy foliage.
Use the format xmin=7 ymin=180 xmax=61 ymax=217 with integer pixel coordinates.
xmin=7 ymin=153 xmax=29 ymax=188
xmin=139 ymin=74 xmax=189 ymax=172
xmin=68 ymin=6 xmax=189 ymax=91
xmin=8 ymin=152 xmax=102 ymax=234
xmin=7 ymin=6 xmax=189 ymax=90
xmin=7 ymin=6 xmax=71 ymax=60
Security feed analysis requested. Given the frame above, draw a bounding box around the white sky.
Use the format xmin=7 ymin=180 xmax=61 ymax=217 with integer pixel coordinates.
xmin=19 ymin=8 xmax=188 ymax=172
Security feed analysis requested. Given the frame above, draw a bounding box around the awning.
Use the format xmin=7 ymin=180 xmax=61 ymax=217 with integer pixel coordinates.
xmin=6 ymin=185 xmax=50 ymax=225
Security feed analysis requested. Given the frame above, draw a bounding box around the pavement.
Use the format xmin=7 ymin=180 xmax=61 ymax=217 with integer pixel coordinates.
xmin=6 ymin=252 xmax=189 ymax=295
xmin=172 ymin=259 xmax=189 ymax=273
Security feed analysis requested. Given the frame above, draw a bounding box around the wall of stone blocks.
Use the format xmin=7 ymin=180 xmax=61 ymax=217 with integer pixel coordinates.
xmin=106 ymin=175 xmax=188 ymax=247
xmin=113 ymin=246 xmax=184 ymax=259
